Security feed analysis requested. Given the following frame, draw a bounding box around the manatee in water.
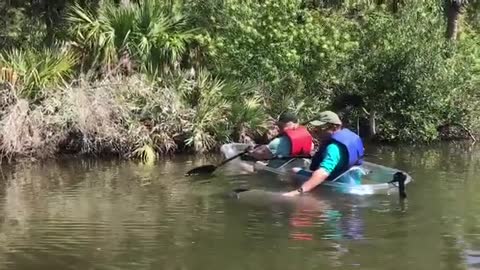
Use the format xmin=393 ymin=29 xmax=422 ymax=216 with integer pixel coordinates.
xmin=228 ymin=188 xmax=335 ymax=211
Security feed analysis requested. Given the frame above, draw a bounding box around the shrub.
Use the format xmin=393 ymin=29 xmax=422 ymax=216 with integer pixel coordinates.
xmin=67 ymin=0 xmax=197 ymax=76
xmin=340 ymin=3 xmax=480 ymax=142
xmin=200 ymin=0 xmax=357 ymax=116
xmin=0 ymin=46 xmax=78 ymax=100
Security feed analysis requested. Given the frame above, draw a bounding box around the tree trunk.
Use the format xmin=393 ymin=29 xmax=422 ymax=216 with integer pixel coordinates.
xmin=446 ymin=1 xmax=462 ymax=40
xmin=369 ymin=111 xmax=377 ymax=137
xmin=392 ymin=0 xmax=402 ymax=13
xmin=43 ymin=0 xmax=54 ymax=44
xmin=43 ymin=0 xmax=65 ymax=45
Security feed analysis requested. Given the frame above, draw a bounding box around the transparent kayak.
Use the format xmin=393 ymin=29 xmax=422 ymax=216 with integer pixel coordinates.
xmin=220 ymin=143 xmax=413 ymax=196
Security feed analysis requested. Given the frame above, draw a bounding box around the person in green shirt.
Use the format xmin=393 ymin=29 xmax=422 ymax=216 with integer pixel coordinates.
xmin=283 ymin=111 xmax=364 ymax=196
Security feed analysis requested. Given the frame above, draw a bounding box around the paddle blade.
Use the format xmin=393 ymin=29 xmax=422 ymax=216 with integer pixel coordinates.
xmin=185 ymin=165 xmax=217 ymax=176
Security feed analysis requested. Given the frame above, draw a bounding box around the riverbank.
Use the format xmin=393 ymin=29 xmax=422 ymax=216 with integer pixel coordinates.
xmin=0 ymin=72 xmax=477 ymax=165
xmin=0 ymin=73 xmax=279 ymax=164
xmin=1 ymin=0 xmax=479 ymax=164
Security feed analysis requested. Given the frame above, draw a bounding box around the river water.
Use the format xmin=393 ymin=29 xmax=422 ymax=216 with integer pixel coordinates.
xmin=0 ymin=142 xmax=480 ymax=270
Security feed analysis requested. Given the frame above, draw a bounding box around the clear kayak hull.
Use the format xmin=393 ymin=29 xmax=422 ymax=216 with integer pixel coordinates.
xmin=220 ymin=143 xmax=413 ymax=196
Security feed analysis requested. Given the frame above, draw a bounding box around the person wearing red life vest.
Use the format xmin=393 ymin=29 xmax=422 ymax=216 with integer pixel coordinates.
xmin=245 ymin=111 xmax=313 ymax=165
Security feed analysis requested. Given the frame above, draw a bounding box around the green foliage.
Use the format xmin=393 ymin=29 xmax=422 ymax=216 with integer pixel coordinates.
xmin=0 ymin=3 xmax=46 ymax=48
xmin=466 ymin=0 xmax=480 ymax=30
xmin=133 ymin=143 xmax=158 ymax=165
xmin=179 ymin=70 xmax=232 ymax=153
xmin=67 ymin=0 xmax=197 ymax=75
xmin=198 ymin=0 xmax=358 ymax=117
xmin=228 ymin=91 xmax=269 ymax=142
xmin=0 ymin=46 xmax=78 ymax=100
xmin=342 ymin=3 xmax=480 ymax=142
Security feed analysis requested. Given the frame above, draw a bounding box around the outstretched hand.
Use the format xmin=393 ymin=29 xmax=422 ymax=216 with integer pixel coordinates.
xmin=282 ymin=190 xmax=301 ymax=197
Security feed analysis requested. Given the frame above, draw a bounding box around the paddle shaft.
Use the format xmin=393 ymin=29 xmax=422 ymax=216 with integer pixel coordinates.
xmin=264 ymin=155 xmax=312 ymax=160
xmin=217 ymin=144 xmax=262 ymax=167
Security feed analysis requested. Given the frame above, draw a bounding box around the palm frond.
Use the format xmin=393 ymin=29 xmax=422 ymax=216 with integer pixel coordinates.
xmin=0 ymin=47 xmax=78 ymax=100
xmin=133 ymin=143 xmax=157 ymax=164
xmin=67 ymin=0 xmax=197 ymax=75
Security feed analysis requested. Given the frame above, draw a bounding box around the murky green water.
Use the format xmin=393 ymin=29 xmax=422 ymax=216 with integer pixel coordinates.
xmin=1 ymin=142 xmax=480 ymax=270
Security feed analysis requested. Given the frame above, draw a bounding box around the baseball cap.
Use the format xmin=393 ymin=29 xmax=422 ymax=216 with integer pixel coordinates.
xmin=277 ymin=111 xmax=298 ymax=123
xmin=309 ymin=111 xmax=342 ymax=126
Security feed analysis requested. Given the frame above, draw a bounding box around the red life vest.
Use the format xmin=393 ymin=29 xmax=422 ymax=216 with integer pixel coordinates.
xmin=283 ymin=126 xmax=313 ymax=156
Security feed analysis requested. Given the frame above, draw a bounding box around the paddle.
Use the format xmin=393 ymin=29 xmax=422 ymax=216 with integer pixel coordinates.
xmin=185 ymin=145 xmax=261 ymax=176
xmin=185 ymin=117 xmax=316 ymax=176
xmin=185 ymin=152 xmax=312 ymax=176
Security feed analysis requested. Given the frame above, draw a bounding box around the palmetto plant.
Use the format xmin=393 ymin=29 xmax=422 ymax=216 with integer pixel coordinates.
xmin=0 ymin=46 xmax=78 ymax=100
xmin=180 ymin=70 xmax=231 ymax=153
xmin=221 ymin=80 xmax=269 ymax=142
xmin=67 ymin=0 xmax=197 ymax=76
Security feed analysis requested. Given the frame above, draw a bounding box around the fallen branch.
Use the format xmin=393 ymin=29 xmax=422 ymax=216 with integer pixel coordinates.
xmin=440 ymin=122 xmax=477 ymax=142
xmin=458 ymin=123 xmax=477 ymax=143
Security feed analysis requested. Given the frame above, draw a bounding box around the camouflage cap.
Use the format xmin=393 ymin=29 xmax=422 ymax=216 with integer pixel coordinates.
xmin=309 ymin=111 xmax=342 ymax=126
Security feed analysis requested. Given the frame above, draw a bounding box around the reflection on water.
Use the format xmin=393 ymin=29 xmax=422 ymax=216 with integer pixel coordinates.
xmin=0 ymin=142 xmax=479 ymax=269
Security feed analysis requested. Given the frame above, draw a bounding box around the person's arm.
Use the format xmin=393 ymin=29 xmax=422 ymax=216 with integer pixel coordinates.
xmin=267 ymin=137 xmax=282 ymax=156
xmin=299 ymin=168 xmax=329 ymax=192
xmin=247 ymin=145 xmax=274 ymax=160
xmin=283 ymin=144 xmax=341 ymax=196
xmin=246 ymin=137 xmax=282 ymax=160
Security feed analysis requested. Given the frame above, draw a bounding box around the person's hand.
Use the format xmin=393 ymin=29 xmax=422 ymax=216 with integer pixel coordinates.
xmin=282 ymin=190 xmax=301 ymax=197
xmin=286 ymin=167 xmax=301 ymax=177
xmin=291 ymin=167 xmax=302 ymax=173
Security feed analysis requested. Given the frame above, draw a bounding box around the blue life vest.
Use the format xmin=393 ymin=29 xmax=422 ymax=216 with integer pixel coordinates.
xmin=309 ymin=128 xmax=364 ymax=180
